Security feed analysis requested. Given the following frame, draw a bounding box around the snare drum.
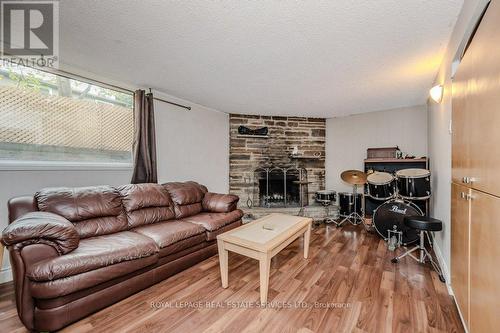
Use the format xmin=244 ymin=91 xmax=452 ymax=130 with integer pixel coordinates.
xmin=315 ymin=190 xmax=336 ymax=205
xmin=367 ymin=172 xmax=395 ymax=200
xmin=339 ymin=192 xmax=363 ymax=217
xmin=396 ymin=168 xmax=431 ymax=200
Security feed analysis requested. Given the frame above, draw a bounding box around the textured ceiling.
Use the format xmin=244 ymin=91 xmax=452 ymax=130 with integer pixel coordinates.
xmin=60 ymin=0 xmax=463 ymax=117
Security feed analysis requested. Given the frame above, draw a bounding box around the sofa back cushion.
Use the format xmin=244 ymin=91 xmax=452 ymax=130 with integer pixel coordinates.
xmin=35 ymin=186 xmax=127 ymax=238
xmin=163 ymin=181 xmax=208 ymax=218
xmin=118 ymin=183 xmax=175 ymax=228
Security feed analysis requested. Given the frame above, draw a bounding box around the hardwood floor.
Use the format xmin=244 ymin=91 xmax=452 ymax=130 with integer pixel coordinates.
xmin=0 ymin=224 xmax=464 ymax=333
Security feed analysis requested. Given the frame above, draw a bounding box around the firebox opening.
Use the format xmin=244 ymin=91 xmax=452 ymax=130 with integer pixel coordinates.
xmin=255 ymin=167 xmax=304 ymax=208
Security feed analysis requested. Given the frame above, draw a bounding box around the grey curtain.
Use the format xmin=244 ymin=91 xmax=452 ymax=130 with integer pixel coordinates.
xmin=131 ymin=90 xmax=158 ymax=183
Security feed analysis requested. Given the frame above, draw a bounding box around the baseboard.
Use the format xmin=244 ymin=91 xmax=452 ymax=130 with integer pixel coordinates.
xmin=0 ymin=267 xmax=13 ymax=284
xmin=432 ymin=239 xmax=453 ymax=295
xmin=454 ymin=296 xmax=469 ymax=333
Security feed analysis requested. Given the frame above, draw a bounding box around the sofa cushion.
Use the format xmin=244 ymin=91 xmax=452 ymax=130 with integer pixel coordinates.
xmin=132 ymin=220 xmax=205 ymax=252
xmin=35 ymin=186 xmax=127 ymax=239
xmin=202 ymin=192 xmax=240 ymax=213
xmin=182 ymin=209 xmax=244 ymax=232
xmin=27 ymin=231 xmax=159 ymax=282
xmin=205 ymin=220 xmax=242 ymax=241
xmin=163 ymin=182 xmax=208 ymax=218
xmin=118 ymin=183 xmax=175 ymax=228
xmin=30 ymin=254 xmax=158 ymax=299
xmin=157 ymin=233 xmax=206 ymax=257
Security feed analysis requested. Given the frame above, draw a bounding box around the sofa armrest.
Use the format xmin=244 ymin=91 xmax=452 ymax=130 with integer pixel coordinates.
xmin=202 ymin=192 xmax=240 ymax=213
xmin=1 ymin=212 xmax=79 ymax=255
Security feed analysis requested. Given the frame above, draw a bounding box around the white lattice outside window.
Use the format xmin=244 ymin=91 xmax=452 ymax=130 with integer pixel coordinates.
xmin=0 ymin=63 xmax=134 ymax=165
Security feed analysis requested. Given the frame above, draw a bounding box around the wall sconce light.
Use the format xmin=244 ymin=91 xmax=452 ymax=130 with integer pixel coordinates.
xmin=430 ymin=84 xmax=444 ymax=103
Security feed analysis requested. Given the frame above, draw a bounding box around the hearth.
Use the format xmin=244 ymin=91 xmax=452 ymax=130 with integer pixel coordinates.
xmin=254 ymin=166 xmax=307 ymax=207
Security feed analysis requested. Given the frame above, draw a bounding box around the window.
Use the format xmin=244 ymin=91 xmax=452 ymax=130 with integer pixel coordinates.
xmin=0 ymin=63 xmax=134 ymax=166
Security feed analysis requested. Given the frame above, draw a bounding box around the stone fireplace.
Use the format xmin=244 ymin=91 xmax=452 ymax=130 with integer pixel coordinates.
xmin=229 ymin=114 xmax=326 ymax=212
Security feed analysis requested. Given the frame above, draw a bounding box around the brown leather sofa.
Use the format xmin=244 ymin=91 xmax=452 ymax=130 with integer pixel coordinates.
xmin=1 ymin=181 xmax=242 ymax=332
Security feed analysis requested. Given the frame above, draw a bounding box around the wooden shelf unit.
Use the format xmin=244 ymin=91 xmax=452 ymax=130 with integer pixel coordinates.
xmin=364 ymin=158 xmax=428 ymax=163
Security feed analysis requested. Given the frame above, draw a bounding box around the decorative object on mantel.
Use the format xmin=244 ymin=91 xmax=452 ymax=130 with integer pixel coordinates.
xmin=287 ymin=147 xmax=323 ymax=160
xmin=289 ymin=146 xmax=322 ymax=159
xmin=238 ymin=125 xmax=268 ymax=136
xmin=289 ymin=154 xmax=322 ymax=160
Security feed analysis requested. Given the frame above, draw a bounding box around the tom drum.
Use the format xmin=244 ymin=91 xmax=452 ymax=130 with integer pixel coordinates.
xmin=339 ymin=192 xmax=363 ymax=217
xmin=396 ymin=168 xmax=431 ymax=200
xmin=367 ymin=171 xmax=395 ymax=201
xmin=315 ymin=190 xmax=337 ymax=205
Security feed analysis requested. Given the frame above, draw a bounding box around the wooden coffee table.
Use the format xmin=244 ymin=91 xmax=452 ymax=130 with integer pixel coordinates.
xmin=216 ymin=213 xmax=312 ymax=303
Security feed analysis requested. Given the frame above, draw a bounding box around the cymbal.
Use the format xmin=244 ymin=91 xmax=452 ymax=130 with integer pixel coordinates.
xmin=341 ymin=169 xmax=367 ymax=185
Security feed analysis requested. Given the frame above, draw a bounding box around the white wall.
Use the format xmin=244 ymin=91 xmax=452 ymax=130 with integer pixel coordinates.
xmin=155 ymin=100 xmax=229 ymax=193
xmin=326 ymin=105 xmax=428 ymax=193
xmin=428 ymin=0 xmax=489 ymax=282
xmin=0 ymin=94 xmax=229 ymax=283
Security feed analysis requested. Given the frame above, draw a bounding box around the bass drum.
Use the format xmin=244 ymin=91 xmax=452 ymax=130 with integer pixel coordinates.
xmin=373 ymin=199 xmax=422 ymax=245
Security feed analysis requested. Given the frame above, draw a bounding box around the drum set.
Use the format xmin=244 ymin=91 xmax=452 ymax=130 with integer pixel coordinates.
xmin=368 ymin=168 xmax=430 ymax=249
xmin=316 ymin=167 xmax=431 ymax=250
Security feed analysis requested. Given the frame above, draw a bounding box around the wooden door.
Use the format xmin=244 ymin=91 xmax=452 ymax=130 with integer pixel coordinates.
xmin=452 ymin=1 xmax=500 ymax=196
xmin=469 ymin=190 xmax=500 ymax=332
xmin=451 ymin=76 xmax=470 ymax=185
xmin=450 ymin=183 xmax=470 ymax=328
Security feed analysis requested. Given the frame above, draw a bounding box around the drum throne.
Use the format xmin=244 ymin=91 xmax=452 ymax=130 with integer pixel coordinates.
xmin=391 ymin=216 xmax=445 ymax=282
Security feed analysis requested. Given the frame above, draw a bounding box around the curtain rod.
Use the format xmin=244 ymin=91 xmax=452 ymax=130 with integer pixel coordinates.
xmin=149 ymin=94 xmax=192 ymax=110
xmin=33 ymin=67 xmax=192 ymax=110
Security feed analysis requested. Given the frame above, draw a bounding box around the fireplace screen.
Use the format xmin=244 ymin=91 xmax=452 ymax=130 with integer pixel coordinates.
xmin=254 ymin=166 xmax=307 ymax=207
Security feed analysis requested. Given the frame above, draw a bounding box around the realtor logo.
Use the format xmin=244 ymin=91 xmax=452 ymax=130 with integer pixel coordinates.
xmin=1 ymin=0 xmax=59 ymax=67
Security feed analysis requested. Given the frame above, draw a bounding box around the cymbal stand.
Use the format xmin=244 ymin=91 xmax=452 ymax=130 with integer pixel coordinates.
xmin=333 ymin=184 xmax=364 ymax=227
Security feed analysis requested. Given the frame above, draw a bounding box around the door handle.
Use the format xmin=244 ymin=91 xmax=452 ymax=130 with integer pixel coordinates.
xmin=462 ymin=177 xmax=476 ymax=184
xmin=460 ymin=192 xmax=472 ymax=201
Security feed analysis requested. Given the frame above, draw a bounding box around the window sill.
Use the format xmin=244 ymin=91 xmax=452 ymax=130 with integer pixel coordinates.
xmin=0 ymin=160 xmax=133 ymax=171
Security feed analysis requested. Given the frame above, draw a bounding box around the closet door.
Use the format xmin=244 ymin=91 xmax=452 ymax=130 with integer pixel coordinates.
xmin=469 ymin=190 xmax=500 ymax=332
xmin=451 ymin=77 xmax=470 ymax=186
xmin=452 ymin=1 xmax=500 ymax=196
xmin=450 ymin=183 xmax=470 ymax=328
